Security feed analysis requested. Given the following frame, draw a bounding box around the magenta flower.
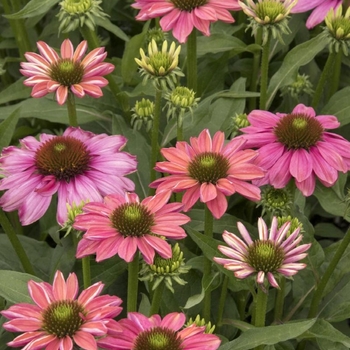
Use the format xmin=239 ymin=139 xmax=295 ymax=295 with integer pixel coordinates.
xmin=97 ymin=312 xmax=221 ymax=350
xmin=20 ymin=39 xmax=114 ymax=105
xmin=0 ymin=127 xmax=137 ymax=225
xmin=239 ymin=104 xmax=350 ymax=196
xmin=150 ymin=129 xmax=264 ymax=219
xmin=132 ymin=0 xmax=241 ymax=43
xmin=291 ymin=0 xmax=342 ymax=28
xmin=73 ymin=190 xmax=190 ymax=264
xmin=214 ymin=217 xmax=311 ymax=288
xmin=1 ymin=270 xmax=123 ymax=350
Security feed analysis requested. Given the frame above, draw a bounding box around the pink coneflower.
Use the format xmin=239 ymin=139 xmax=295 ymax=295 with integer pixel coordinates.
xmin=73 ymin=190 xmax=190 ymax=264
xmin=1 ymin=270 xmax=123 ymax=350
xmin=150 ymin=129 xmax=264 ymax=219
xmin=20 ymin=39 xmax=114 ymax=105
xmin=291 ymin=0 xmax=342 ymax=28
xmin=0 ymin=127 xmax=137 ymax=225
xmin=239 ymin=104 xmax=350 ymax=196
xmin=132 ymin=0 xmax=241 ymax=43
xmin=97 ymin=312 xmax=221 ymax=350
xmin=214 ymin=217 xmax=311 ymax=288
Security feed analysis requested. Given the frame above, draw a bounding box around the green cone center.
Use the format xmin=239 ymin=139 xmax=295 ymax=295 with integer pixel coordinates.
xmin=246 ymin=240 xmax=285 ymax=273
xmin=42 ymin=300 xmax=85 ymax=338
xmin=35 ymin=136 xmax=90 ymax=182
xmin=188 ymin=152 xmax=230 ymax=184
xmin=148 ymin=52 xmax=173 ymax=76
xmin=171 ymin=0 xmax=207 ymax=11
xmin=134 ymin=326 xmax=183 ymax=350
xmin=110 ymin=203 xmax=154 ymax=237
xmin=50 ymin=59 xmax=84 ymax=86
xmin=274 ymin=113 xmax=324 ymax=149
xmin=255 ymin=1 xmax=286 ymax=21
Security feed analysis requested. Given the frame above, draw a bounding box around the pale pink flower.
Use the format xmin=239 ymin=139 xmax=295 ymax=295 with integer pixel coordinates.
xmin=150 ymin=129 xmax=264 ymax=219
xmin=239 ymin=104 xmax=350 ymax=196
xmin=214 ymin=217 xmax=311 ymax=288
xmin=97 ymin=312 xmax=221 ymax=350
xmin=1 ymin=270 xmax=123 ymax=350
xmin=132 ymin=0 xmax=241 ymax=43
xmin=20 ymin=39 xmax=115 ymax=105
xmin=0 ymin=127 xmax=137 ymax=225
xmin=73 ymin=190 xmax=190 ymax=264
xmin=291 ymin=0 xmax=342 ymax=28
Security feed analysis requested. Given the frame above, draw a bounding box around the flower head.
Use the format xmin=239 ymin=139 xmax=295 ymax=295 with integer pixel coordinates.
xmin=214 ymin=217 xmax=311 ymax=288
xmin=277 ymin=216 xmax=304 ymax=237
xmin=97 ymin=312 xmax=221 ymax=350
xmin=186 ymin=315 xmax=215 ymax=334
xmin=291 ymin=0 xmax=342 ymax=29
xmin=1 ymin=270 xmax=123 ymax=350
xmin=281 ymin=73 xmax=314 ymax=100
xmin=135 ymin=39 xmax=183 ymax=89
xmin=20 ymin=39 xmax=114 ymax=105
xmin=239 ymin=0 xmax=298 ymax=44
xmin=132 ymin=0 xmax=240 ymax=43
xmin=57 ymin=0 xmax=109 ymax=34
xmin=73 ymin=191 xmax=190 ymax=264
xmin=0 ymin=127 xmax=137 ymax=225
xmin=150 ymin=129 xmax=264 ymax=219
xmin=258 ymin=185 xmax=293 ymax=216
xmin=239 ymin=104 xmax=350 ymax=196
xmin=131 ymin=98 xmax=155 ymax=132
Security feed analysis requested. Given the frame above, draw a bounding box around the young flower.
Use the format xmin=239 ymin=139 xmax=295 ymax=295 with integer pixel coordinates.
xmin=0 ymin=127 xmax=137 ymax=225
xmin=258 ymin=185 xmax=293 ymax=217
xmin=186 ymin=315 xmax=216 ymax=334
xmin=239 ymin=0 xmax=298 ymax=44
xmin=97 ymin=312 xmax=221 ymax=350
xmin=281 ymin=73 xmax=314 ymax=100
xmin=131 ymin=98 xmax=155 ymax=132
xmin=150 ymin=129 xmax=264 ymax=219
xmin=277 ymin=216 xmax=304 ymax=237
xmin=214 ymin=217 xmax=311 ymax=288
xmin=132 ymin=0 xmax=241 ymax=43
xmin=135 ymin=39 xmax=183 ymax=89
xmin=57 ymin=0 xmax=109 ymax=34
xmin=291 ymin=0 xmax=342 ymax=29
xmin=1 ymin=270 xmax=123 ymax=350
xmin=20 ymin=39 xmax=114 ymax=105
xmin=73 ymin=191 xmax=190 ymax=264
xmin=239 ymin=104 xmax=350 ymax=196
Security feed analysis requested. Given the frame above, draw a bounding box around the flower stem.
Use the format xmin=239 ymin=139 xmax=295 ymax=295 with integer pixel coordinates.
xmin=259 ymin=34 xmax=271 ymax=110
xmin=127 ymin=253 xmax=140 ymax=312
xmin=66 ymin=92 xmax=78 ymax=127
xmin=0 ymin=209 xmax=36 ymax=276
xmin=254 ymin=287 xmax=268 ymax=350
xmin=217 ymin=275 xmax=229 ymax=327
xmin=177 ymin=115 xmax=183 ymax=142
xmin=311 ymin=51 xmax=335 ymax=109
xmin=187 ymin=29 xmax=197 ymax=94
xmin=328 ymin=49 xmax=342 ymax=99
xmin=202 ymin=205 xmax=214 ymax=322
xmin=82 ymin=256 xmax=91 ymax=289
xmin=273 ymin=277 xmax=285 ymax=322
xmin=149 ymin=280 xmax=165 ymax=315
xmin=248 ymin=28 xmax=262 ymax=112
xmin=148 ymin=87 xmax=162 ymax=196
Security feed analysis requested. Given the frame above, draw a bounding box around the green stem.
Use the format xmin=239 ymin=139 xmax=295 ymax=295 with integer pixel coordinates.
xmin=273 ymin=277 xmax=285 ymax=322
xmin=328 ymin=50 xmax=342 ymax=99
xmin=149 ymin=281 xmax=165 ymax=315
xmin=1 ymin=0 xmax=32 ymax=58
xmin=127 ymin=253 xmax=140 ymax=312
xmin=82 ymin=256 xmax=91 ymax=289
xmin=259 ymin=34 xmax=271 ymax=110
xmin=311 ymin=52 xmax=335 ymax=109
xmin=202 ymin=205 xmax=214 ymax=322
xmin=0 ymin=209 xmax=35 ymax=276
xmin=66 ymin=92 xmax=78 ymax=127
xmin=217 ymin=275 xmax=229 ymax=327
xmin=308 ymin=226 xmax=350 ymax=318
xmin=248 ymin=28 xmax=262 ymax=112
xmin=177 ymin=114 xmax=183 ymax=142
xmin=254 ymin=287 xmax=268 ymax=350
xmin=148 ymin=87 xmax=163 ymax=196
xmin=186 ymin=29 xmax=197 ymax=94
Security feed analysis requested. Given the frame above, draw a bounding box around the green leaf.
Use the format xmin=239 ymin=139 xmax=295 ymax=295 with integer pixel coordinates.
xmin=0 ymin=270 xmax=43 ymax=304
xmin=266 ymin=34 xmax=327 ymax=109
xmin=4 ymin=0 xmax=59 ymax=19
xmin=0 ymin=108 xmax=20 ymax=149
xmin=0 ymin=78 xmax=31 ymax=105
xmin=95 ymin=17 xmax=129 ymax=42
xmin=219 ymin=319 xmax=316 ymax=350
